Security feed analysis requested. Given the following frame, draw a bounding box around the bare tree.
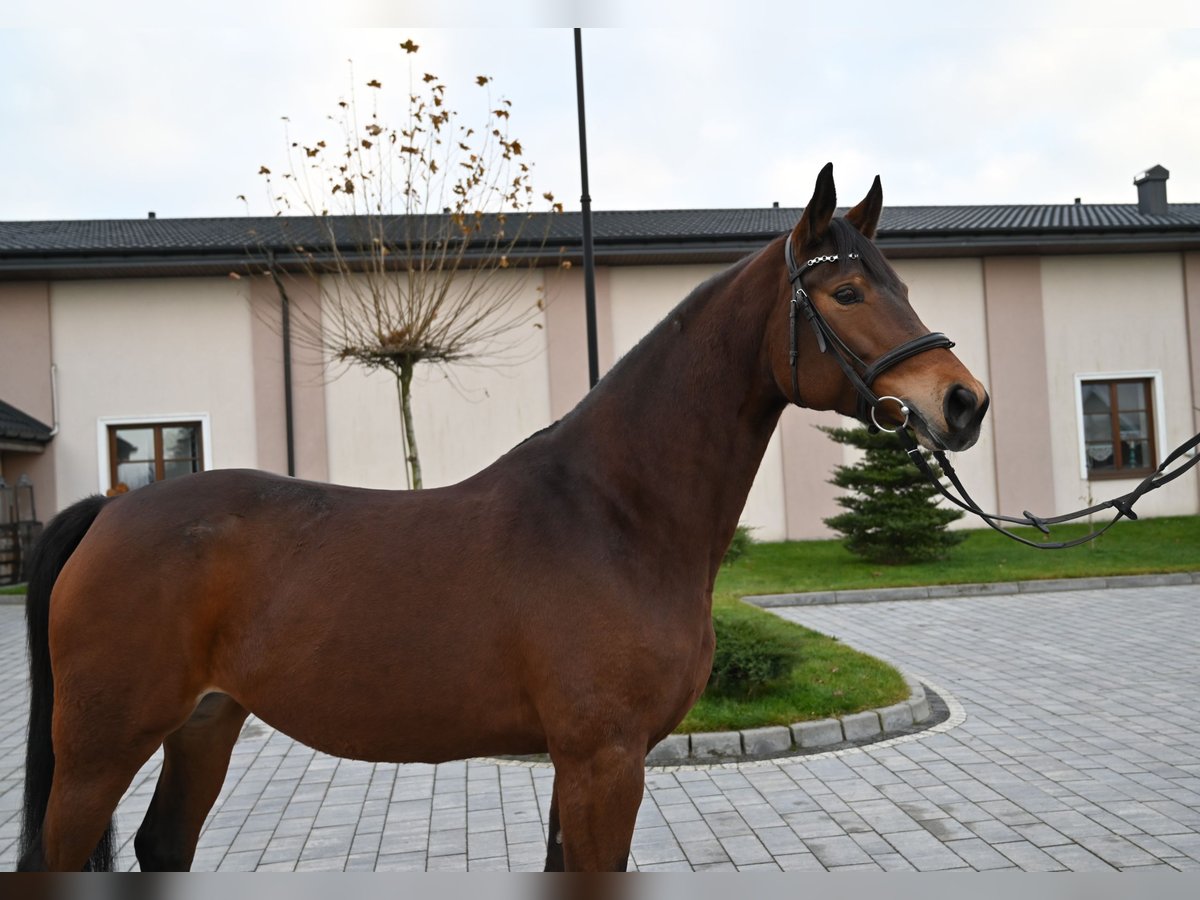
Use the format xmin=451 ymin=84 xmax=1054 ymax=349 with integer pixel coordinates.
xmin=252 ymin=39 xmax=563 ymax=489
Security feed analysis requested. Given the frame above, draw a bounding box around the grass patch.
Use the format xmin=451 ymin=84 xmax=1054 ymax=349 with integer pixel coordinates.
xmin=716 ymin=515 xmax=1200 ymax=597
xmin=0 ymin=583 xmax=26 ymax=596
xmin=679 ymin=515 xmax=1200 ymax=734
xmin=679 ymin=601 xmax=907 ymax=733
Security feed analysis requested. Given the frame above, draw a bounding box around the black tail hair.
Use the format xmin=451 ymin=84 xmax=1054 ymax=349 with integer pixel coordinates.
xmin=18 ymin=494 xmax=116 ymax=872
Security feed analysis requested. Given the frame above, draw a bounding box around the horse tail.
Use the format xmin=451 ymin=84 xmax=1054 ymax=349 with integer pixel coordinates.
xmin=19 ymin=494 xmax=116 ymax=872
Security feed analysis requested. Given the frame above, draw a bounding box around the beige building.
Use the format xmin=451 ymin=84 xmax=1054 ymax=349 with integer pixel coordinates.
xmin=2 ymin=166 xmax=1199 ymax=564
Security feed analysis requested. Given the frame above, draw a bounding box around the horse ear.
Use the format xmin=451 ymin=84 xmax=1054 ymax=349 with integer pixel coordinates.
xmin=791 ymin=162 xmax=837 ymax=250
xmin=845 ymin=175 xmax=883 ymax=239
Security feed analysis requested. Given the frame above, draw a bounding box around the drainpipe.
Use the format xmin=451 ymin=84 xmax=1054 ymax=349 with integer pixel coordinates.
xmin=48 ymin=363 xmax=60 ymax=437
xmin=267 ymin=253 xmax=296 ymax=477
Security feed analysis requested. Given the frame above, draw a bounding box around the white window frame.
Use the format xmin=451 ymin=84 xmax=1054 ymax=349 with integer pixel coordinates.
xmin=1073 ymin=371 xmax=1165 ymax=480
xmin=96 ymin=413 xmax=213 ymax=494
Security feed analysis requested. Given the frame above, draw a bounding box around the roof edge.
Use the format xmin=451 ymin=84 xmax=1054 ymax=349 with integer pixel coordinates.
xmin=1 ymin=229 xmax=1198 ymax=281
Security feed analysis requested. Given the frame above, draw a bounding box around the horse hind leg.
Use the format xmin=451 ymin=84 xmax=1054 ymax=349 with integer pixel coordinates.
xmin=134 ymin=693 xmax=249 ymax=872
xmin=30 ymin=695 xmax=183 ymax=871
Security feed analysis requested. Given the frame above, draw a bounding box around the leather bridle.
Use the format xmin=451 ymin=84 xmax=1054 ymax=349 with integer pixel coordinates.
xmin=785 ymin=236 xmax=953 ymax=430
xmin=784 ymin=238 xmax=1200 ymax=549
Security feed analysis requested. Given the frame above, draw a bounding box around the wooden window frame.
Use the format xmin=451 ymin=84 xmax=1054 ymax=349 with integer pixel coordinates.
xmin=107 ymin=421 xmax=205 ymax=490
xmin=1077 ymin=376 xmax=1158 ymax=481
xmin=97 ymin=413 xmax=212 ymax=494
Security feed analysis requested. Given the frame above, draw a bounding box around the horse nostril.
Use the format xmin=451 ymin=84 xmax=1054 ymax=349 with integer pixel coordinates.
xmin=944 ymin=385 xmax=978 ymax=432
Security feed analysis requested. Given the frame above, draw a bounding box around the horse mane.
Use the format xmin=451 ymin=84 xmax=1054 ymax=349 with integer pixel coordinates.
xmin=511 ymin=417 xmax=562 ymax=449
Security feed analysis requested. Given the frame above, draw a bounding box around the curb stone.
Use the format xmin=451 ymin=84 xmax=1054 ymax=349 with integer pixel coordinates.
xmin=646 ymin=670 xmax=931 ymax=765
xmin=742 ymin=571 xmax=1200 ymax=609
xmin=688 ymin=730 xmax=743 ymax=761
xmin=792 ymin=718 xmax=843 ymax=749
xmin=840 ymin=710 xmax=883 ymax=741
xmin=877 ymin=700 xmax=916 ymax=731
xmin=740 ymin=725 xmax=792 ymax=756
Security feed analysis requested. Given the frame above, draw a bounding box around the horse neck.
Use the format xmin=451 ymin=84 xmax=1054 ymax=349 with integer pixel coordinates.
xmin=549 ymin=244 xmax=788 ymax=579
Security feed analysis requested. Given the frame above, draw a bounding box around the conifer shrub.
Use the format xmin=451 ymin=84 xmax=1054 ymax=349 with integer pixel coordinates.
xmin=822 ymin=424 xmax=965 ymax=564
xmin=721 ymin=524 xmax=757 ymax=566
xmin=707 ymin=605 xmax=801 ymax=698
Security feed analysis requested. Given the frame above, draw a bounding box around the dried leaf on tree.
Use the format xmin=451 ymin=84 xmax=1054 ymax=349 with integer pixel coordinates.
xmin=251 ymin=39 xmax=562 ymax=492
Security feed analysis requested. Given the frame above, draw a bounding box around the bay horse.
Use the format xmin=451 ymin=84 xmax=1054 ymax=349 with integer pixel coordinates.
xmin=18 ymin=163 xmax=988 ymax=872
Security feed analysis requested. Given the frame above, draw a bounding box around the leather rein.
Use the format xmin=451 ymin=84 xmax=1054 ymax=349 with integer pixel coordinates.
xmin=785 ymin=239 xmax=1200 ymax=549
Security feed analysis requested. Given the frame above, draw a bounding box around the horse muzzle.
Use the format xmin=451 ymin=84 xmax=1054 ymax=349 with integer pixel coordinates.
xmin=911 ymin=385 xmax=989 ymax=452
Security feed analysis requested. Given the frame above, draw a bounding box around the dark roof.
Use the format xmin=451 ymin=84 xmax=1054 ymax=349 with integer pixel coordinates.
xmin=0 ymin=400 xmax=52 ymax=445
xmin=1 ymin=202 xmax=1199 ymax=279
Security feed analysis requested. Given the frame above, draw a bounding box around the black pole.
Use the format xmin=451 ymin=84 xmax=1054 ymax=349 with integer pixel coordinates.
xmin=574 ymin=28 xmax=600 ymax=389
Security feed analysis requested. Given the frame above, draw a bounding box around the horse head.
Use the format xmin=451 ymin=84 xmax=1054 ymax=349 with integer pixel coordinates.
xmin=775 ymin=163 xmax=989 ymax=452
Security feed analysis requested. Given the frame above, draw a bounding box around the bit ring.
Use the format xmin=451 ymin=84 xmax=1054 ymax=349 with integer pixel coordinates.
xmin=871 ymin=396 xmax=910 ymax=433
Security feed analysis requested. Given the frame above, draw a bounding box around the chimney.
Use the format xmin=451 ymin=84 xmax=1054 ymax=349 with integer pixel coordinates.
xmin=1134 ymin=165 xmax=1169 ymax=215
xmin=148 ymin=211 xmax=157 ymax=219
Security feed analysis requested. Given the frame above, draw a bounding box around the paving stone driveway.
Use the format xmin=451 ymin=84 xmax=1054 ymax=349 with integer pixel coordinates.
xmin=1 ymin=583 xmax=1199 ymax=871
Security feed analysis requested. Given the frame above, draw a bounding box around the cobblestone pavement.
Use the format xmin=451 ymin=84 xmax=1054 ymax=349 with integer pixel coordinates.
xmin=2 ymin=584 xmax=1199 ymax=872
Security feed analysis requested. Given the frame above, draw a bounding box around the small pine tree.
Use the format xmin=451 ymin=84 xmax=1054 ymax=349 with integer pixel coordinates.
xmin=822 ymin=425 xmax=966 ymax=564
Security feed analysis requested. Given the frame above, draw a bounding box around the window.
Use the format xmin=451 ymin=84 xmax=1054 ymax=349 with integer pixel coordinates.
xmin=107 ymin=421 xmax=204 ymax=492
xmin=1079 ymin=378 xmax=1156 ymax=478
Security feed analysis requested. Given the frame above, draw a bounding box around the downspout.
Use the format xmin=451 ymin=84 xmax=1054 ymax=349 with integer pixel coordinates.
xmin=267 ymin=253 xmax=296 ymax=477
xmin=47 ymin=363 xmax=59 ymax=438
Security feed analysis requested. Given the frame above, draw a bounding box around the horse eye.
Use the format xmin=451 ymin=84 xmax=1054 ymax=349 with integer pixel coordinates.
xmin=834 ymin=287 xmax=861 ymax=305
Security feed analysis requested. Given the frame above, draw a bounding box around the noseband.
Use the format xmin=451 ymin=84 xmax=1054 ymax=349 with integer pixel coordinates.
xmin=783 ymin=237 xmax=1200 ymax=550
xmin=784 ymin=237 xmax=954 ymax=431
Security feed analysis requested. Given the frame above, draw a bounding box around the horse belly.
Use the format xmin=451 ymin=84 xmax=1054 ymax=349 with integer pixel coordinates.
xmin=219 ymin=605 xmax=546 ymax=764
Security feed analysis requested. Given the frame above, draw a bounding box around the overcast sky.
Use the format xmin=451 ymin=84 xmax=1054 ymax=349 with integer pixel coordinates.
xmin=3 ymin=1 xmax=1198 ymax=221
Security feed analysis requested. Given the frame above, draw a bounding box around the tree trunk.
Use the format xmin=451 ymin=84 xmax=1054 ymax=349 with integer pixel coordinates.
xmin=396 ymin=362 xmax=423 ymax=490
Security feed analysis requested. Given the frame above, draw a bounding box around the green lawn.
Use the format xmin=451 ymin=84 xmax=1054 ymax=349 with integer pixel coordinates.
xmin=714 ymin=515 xmax=1200 ymax=598
xmin=678 ymin=515 xmax=1200 ymax=733
xmin=678 ymin=601 xmax=908 ymax=733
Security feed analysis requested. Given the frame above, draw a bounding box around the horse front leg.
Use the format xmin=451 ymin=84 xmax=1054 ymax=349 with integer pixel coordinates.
xmin=544 ymin=777 xmax=564 ymax=871
xmin=548 ymin=742 xmax=645 ymax=872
